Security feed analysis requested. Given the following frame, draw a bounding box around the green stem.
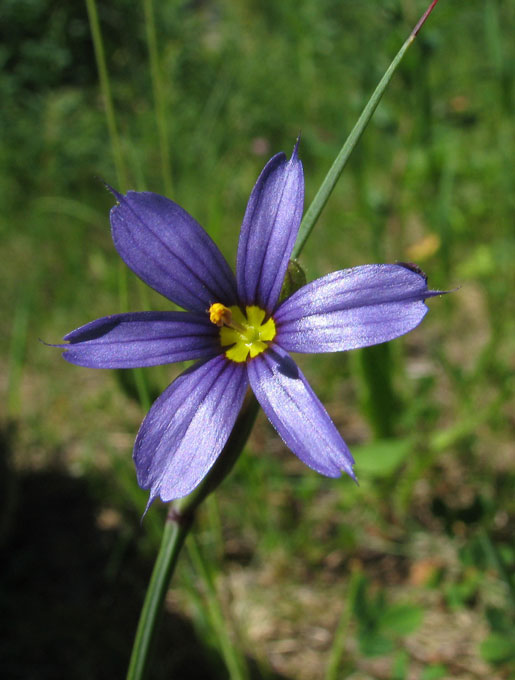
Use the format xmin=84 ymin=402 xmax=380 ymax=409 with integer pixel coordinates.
xmin=85 ymin=0 xmax=128 ymax=191
xmin=86 ymin=0 xmax=152 ymax=410
xmin=292 ymin=0 xmax=441 ymax=259
xmin=126 ymin=508 xmax=192 ymax=680
xmin=143 ymin=0 xmax=174 ymax=195
xmin=126 ymin=394 xmax=260 ymax=680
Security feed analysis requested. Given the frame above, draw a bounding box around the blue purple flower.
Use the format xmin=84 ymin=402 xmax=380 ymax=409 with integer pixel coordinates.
xmin=60 ymin=144 xmax=441 ymax=507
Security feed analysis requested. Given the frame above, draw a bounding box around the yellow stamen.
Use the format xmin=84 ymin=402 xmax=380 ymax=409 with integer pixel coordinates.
xmin=209 ymin=302 xmax=233 ymax=327
xmin=208 ymin=303 xmax=276 ymax=363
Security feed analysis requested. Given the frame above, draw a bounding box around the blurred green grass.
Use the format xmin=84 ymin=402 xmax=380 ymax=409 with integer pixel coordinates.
xmin=1 ymin=1 xmax=515 ymax=678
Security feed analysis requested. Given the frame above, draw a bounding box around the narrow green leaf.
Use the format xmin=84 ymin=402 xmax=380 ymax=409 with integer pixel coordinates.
xmin=292 ymin=0 xmax=441 ymax=258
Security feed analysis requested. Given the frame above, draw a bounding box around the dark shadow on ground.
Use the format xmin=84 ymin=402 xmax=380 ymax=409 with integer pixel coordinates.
xmin=0 ymin=422 xmax=288 ymax=680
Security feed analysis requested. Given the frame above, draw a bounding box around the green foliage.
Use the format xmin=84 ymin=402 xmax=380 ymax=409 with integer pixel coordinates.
xmin=3 ymin=0 xmax=515 ymax=678
xmin=420 ymin=665 xmax=448 ymax=680
xmin=350 ymin=438 xmax=412 ymax=478
xmin=480 ymin=633 xmax=515 ymax=665
xmin=352 ymin=574 xmax=423 ymax=658
xmin=357 ymin=344 xmax=400 ymax=439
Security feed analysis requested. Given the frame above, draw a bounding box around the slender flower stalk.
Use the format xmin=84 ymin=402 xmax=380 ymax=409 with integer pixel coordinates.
xmin=126 ymin=507 xmax=190 ymax=680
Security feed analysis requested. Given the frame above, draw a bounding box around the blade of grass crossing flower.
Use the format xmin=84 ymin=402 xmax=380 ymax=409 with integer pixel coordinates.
xmin=85 ymin=0 xmax=128 ymax=192
xmin=143 ymin=0 xmax=173 ymax=195
xmin=132 ymin=367 xmax=151 ymax=413
xmin=86 ymin=0 xmax=152 ymax=411
xmin=351 ymin=155 xmax=398 ymax=438
xmin=292 ymin=0 xmax=441 ymax=259
xmin=86 ymin=0 xmax=130 ymax=326
xmin=357 ymin=343 xmax=398 ymax=439
xmin=187 ymin=536 xmax=250 ymax=680
xmin=35 ymin=196 xmax=104 ymax=226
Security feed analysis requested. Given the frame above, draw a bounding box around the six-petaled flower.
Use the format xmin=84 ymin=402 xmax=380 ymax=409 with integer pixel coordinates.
xmin=58 ymin=143 xmax=442 ymax=509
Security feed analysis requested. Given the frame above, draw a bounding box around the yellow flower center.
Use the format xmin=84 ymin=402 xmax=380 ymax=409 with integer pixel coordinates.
xmin=208 ymin=303 xmax=276 ymax=363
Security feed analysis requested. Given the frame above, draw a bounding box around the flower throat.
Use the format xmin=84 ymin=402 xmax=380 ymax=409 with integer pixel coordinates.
xmin=209 ymin=303 xmax=276 ymax=363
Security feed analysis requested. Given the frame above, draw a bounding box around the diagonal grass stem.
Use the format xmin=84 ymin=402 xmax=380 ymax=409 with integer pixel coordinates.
xmin=143 ymin=0 xmax=174 ymax=195
xmin=293 ymin=0 xmax=441 ymax=259
xmin=85 ymin=0 xmax=129 ymax=192
xmin=86 ymin=0 xmax=152 ymax=410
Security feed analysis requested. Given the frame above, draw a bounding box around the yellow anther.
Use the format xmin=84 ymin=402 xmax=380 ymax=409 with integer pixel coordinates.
xmin=209 ymin=303 xmax=233 ymax=327
xmin=209 ymin=303 xmax=276 ymax=362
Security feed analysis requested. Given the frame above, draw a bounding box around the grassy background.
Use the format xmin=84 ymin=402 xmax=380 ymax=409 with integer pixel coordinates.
xmin=1 ymin=0 xmax=514 ymax=678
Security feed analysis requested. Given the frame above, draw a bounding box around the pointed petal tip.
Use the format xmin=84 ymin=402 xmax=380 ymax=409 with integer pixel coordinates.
xmin=104 ymin=183 xmax=124 ymax=204
xmin=392 ymin=262 xmax=451 ymax=302
xmin=41 ymin=337 xmax=83 ymax=366
xmin=291 ymin=134 xmax=302 ymax=161
xmin=237 ymin=144 xmax=304 ymax=310
xmin=395 ymin=262 xmax=453 ymax=299
xmin=133 ymin=355 xmax=247 ymax=508
xmin=249 ymin=347 xmax=356 ymax=482
xmin=141 ymin=494 xmax=157 ymax=520
xmin=425 ymin=288 xmax=450 ymax=299
xmin=39 ymin=337 xmax=59 ymax=348
xmin=347 ymin=463 xmax=358 ymax=484
xmin=140 ymin=489 xmax=170 ymax=521
xmin=337 ymin=453 xmax=357 ymax=483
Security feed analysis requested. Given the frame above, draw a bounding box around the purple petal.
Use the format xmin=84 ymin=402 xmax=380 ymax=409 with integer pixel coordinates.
xmin=275 ymin=264 xmax=442 ymax=353
xmin=248 ymin=345 xmax=355 ymax=479
xmin=135 ymin=355 xmax=248 ymax=505
xmin=236 ymin=143 xmax=304 ymax=313
xmin=60 ymin=311 xmax=220 ymax=368
xmin=110 ymin=190 xmax=237 ymax=312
